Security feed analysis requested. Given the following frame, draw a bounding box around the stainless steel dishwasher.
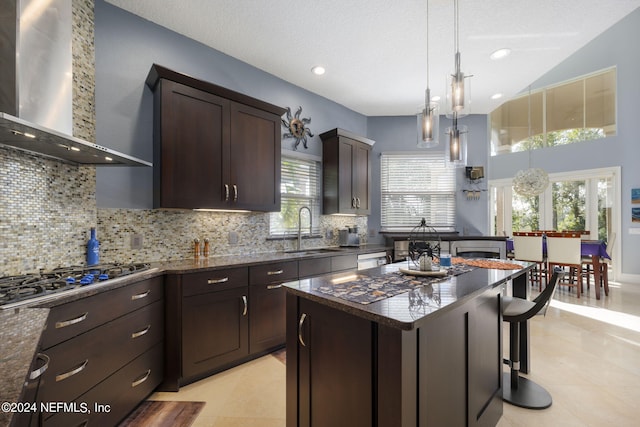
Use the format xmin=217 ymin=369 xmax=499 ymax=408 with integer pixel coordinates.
xmin=357 ymin=252 xmax=389 ymax=270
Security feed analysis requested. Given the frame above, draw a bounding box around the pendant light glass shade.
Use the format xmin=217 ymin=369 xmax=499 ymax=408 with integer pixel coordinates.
xmin=417 ymin=91 xmax=440 ymax=148
xmin=445 ymin=122 xmax=467 ymax=167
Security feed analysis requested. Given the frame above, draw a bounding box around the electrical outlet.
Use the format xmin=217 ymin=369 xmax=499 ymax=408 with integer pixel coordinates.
xmin=630 ymin=228 xmax=640 ymax=235
xmin=229 ymin=231 xmax=239 ymax=245
xmin=131 ymin=233 xmax=143 ymax=249
xmin=368 ymin=228 xmax=376 ymax=237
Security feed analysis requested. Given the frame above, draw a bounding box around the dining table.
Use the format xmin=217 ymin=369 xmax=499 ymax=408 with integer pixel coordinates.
xmin=507 ymin=238 xmax=611 ymax=299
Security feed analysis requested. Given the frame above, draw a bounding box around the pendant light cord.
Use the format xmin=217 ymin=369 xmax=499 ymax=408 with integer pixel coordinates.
xmin=425 ymin=0 xmax=431 ymax=106
xmin=527 ymin=85 xmax=532 ymax=169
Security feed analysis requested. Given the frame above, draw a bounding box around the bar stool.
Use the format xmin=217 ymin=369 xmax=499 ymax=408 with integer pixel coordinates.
xmin=502 ymin=268 xmax=564 ymax=409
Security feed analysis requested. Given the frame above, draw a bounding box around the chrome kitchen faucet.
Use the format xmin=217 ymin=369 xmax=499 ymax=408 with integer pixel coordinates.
xmin=297 ymin=206 xmax=312 ymax=251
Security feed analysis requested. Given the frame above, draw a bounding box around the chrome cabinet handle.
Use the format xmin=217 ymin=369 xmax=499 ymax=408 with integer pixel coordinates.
xmin=29 ymin=353 xmax=50 ymax=380
xmin=233 ymin=184 xmax=238 ymax=201
xmin=55 ymin=312 xmax=88 ymax=329
xmin=131 ymin=369 xmax=151 ymax=388
xmin=298 ymin=313 xmax=307 ymax=347
xmin=56 ymin=359 xmax=88 ymax=382
xmin=242 ymin=295 xmax=248 ymax=316
xmin=131 ymin=290 xmax=150 ymax=300
xmin=266 ymin=284 xmax=283 ymax=290
xmin=356 ymin=197 xmax=361 ymax=208
xmin=352 ymin=197 xmax=356 ymax=208
xmin=267 ymin=269 xmax=283 ymax=276
xmin=224 ymin=184 xmax=230 ymax=201
xmin=131 ymin=325 xmax=151 ymax=339
xmin=208 ymin=277 xmax=229 ymax=284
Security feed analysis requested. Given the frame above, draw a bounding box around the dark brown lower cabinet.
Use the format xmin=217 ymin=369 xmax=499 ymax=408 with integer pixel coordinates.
xmin=182 ymin=286 xmax=249 ymax=382
xmin=287 ymin=296 xmax=373 ymax=427
xmin=287 ymin=285 xmax=503 ymax=427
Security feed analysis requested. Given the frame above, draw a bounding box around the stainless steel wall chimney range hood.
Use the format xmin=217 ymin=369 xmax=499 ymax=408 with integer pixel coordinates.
xmin=0 ymin=0 xmax=151 ymax=166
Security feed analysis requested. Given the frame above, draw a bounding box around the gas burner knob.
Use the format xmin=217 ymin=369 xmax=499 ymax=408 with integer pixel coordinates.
xmin=66 ymin=277 xmax=76 ymax=284
xmin=98 ymin=274 xmax=109 ymax=281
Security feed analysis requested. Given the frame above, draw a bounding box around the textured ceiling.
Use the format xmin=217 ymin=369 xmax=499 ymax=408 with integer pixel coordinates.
xmin=105 ymin=0 xmax=640 ymax=116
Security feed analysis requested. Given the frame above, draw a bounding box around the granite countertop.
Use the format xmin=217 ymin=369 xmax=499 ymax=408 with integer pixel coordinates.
xmin=283 ymin=260 xmax=531 ymax=331
xmin=0 ymin=244 xmax=390 ymax=413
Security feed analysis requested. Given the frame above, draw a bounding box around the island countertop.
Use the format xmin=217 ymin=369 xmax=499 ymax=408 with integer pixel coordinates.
xmin=283 ymin=260 xmax=532 ymax=331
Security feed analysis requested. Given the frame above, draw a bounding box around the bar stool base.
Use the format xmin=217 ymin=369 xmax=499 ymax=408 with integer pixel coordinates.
xmin=503 ymin=372 xmax=552 ymax=409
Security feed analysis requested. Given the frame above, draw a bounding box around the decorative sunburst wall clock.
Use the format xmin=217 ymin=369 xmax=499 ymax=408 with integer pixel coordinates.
xmin=282 ymin=106 xmax=314 ymax=150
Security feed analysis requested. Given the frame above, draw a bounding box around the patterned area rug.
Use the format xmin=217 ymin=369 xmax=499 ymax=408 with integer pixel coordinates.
xmin=317 ymin=265 xmax=474 ymax=305
xmin=119 ymin=401 xmax=205 ymax=427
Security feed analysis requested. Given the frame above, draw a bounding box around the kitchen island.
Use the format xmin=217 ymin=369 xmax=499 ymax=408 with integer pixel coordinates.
xmin=283 ymin=260 xmax=532 ymax=427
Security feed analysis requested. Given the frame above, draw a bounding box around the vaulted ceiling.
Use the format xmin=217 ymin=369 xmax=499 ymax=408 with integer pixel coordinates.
xmin=106 ymin=0 xmax=640 ymax=116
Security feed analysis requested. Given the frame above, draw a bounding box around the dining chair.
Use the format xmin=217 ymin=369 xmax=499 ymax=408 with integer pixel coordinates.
xmin=502 ymin=268 xmax=564 ymax=409
xmin=512 ymin=233 xmax=546 ymax=290
xmin=583 ymin=232 xmax=615 ymax=294
xmin=546 ymin=233 xmax=583 ymax=298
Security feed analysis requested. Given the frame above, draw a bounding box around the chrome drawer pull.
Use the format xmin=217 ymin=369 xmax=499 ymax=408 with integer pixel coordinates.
xmin=298 ymin=313 xmax=307 ymax=347
xmin=131 ymin=290 xmax=151 ymax=300
xmin=233 ymin=184 xmax=238 ymax=201
xmin=55 ymin=312 xmax=88 ymax=329
xmin=29 ymin=353 xmax=50 ymax=380
xmin=224 ymin=184 xmax=230 ymax=201
xmin=131 ymin=369 xmax=151 ymax=388
xmin=56 ymin=359 xmax=88 ymax=382
xmin=267 ymin=269 xmax=284 ymax=275
xmin=208 ymin=277 xmax=229 ymax=284
xmin=266 ymin=284 xmax=283 ymax=290
xmin=242 ymin=295 xmax=248 ymax=316
xmin=131 ymin=325 xmax=151 ymax=339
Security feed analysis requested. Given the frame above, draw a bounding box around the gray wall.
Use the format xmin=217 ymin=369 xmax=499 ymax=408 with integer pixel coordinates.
xmin=489 ymin=7 xmax=640 ymax=278
xmin=366 ymin=114 xmax=490 ymax=244
xmin=94 ymin=0 xmax=366 ymax=209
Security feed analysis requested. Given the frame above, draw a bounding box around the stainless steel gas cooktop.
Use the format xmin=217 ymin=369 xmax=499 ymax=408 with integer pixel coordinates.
xmin=0 ymin=263 xmax=152 ymax=309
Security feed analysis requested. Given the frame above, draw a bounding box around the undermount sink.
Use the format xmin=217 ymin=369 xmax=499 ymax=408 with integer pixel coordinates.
xmin=284 ymin=248 xmax=344 ymax=255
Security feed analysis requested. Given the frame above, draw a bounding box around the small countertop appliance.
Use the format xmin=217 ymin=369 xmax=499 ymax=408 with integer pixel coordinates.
xmin=339 ymin=226 xmax=360 ymax=247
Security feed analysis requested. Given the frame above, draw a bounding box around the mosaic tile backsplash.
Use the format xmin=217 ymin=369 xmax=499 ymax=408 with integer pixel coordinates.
xmin=0 ymin=0 xmax=369 ymax=275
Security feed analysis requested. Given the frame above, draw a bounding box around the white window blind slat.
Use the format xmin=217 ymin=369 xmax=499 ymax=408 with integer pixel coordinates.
xmin=380 ymin=153 xmax=456 ymax=231
xmin=270 ymin=156 xmax=321 ymax=236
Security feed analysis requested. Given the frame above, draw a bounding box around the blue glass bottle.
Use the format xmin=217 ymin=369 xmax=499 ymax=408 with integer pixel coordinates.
xmin=87 ymin=228 xmax=100 ymax=266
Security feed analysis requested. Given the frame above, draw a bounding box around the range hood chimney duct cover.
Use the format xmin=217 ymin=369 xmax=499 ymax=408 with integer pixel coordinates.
xmin=0 ymin=0 xmax=150 ymax=166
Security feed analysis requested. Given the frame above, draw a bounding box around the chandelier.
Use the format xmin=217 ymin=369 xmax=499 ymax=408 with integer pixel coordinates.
xmin=513 ymin=87 xmax=549 ymax=196
xmin=417 ymin=0 xmax=440 ymax=148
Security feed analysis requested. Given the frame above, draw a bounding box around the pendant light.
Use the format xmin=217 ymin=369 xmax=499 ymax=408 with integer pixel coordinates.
xmin=417 ymin=0 xmax=440 ymax=148
xmin=446 ymin=0 xmax=471 ymax=118
xmin=512 ymin=87 xmax=549 ymax=196
xmin=446 ymin=112 xmax=467 ymax=167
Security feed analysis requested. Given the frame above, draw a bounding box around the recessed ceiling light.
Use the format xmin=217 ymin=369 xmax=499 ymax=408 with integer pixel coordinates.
xmin=491 ymin=93 xmax=503 ymax=100
xmin=490 ymin=48 xmax=511 ymax=60
xmin=311 ymin=66 xmax=325 ymax=75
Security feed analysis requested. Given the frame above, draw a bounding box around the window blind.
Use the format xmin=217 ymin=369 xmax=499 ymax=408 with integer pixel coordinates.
xmin=380 ymin=152 xmax=456 ymax=231
xmin=270 ymin=156 xmax=321 ymax=235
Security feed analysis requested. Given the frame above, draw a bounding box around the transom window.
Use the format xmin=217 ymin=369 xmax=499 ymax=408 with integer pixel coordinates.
xmin=380 ymin=152 xmax=456 ymax=231
xmin=490 ymin=68 xmax=616 ymax=155
xmin=269 ymin=154 xmax=321 ymax=236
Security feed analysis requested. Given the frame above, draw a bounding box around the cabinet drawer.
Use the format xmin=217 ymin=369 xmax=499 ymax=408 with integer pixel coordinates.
xmin=43 ymin=342 xmax=163 ymax=427
xmin=249 ymin=261 xmax=298 ymax=285
xmin=182 ymin=267 xmax=248 ymax=297
xmin=331 ymin=254 xmax=358 ymax=272
xmin=38 ymin=300 xmax=164 ymax=404
xmin=40 ymin=276 xmax=163 ymax=349
xmin=299 ymin=257 xmax=331 ymax=278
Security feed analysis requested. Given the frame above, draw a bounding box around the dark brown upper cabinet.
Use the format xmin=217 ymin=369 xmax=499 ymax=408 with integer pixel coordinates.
xmin=146 ymin=64 xmax=286 ymax=211
xmin=320 ymin=128 xmax=374 ymax=215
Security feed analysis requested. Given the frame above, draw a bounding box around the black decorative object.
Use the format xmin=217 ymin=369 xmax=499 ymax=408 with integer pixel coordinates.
xmin=408 ymin=218 xmax=441 ymax=270
xmin=282 ymin=106 xmax=314 ymax=150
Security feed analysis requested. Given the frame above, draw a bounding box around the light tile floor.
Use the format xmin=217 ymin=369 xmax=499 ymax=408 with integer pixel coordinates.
xmin=150 ymin=275 xmax=640 ymax=427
